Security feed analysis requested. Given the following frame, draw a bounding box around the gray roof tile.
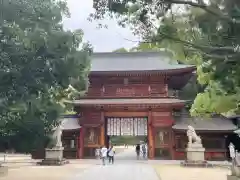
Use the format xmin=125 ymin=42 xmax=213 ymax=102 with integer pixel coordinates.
xmin=91 ymin=51 xmax=194 ymax=72
xmin=172 ymin=115 xmax=237 ymax=131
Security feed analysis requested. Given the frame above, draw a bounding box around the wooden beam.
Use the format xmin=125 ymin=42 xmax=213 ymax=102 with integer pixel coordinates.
xmin=105 ymin=111 xmax=148 ymax=117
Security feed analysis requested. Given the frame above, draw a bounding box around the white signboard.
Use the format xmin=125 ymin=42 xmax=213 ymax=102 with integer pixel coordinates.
xmin=107 ymin=117 xmax=148 ymax=136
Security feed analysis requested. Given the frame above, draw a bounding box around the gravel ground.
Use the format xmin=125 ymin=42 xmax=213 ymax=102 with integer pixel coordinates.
xmin=1 ymin=163 xmax=92 ymax=180
xmin=153 ymin=164 xmax=230 ymax=180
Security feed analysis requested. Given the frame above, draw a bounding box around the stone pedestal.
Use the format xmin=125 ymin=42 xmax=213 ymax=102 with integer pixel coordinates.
xmin=38 ymin=147 xmax=69 ymax=166
xmin=181 ymin=143 xmax=212 ymax=167
xmin=186 ymin=145 xmax=205 ymax=161
xmin=45 ymin=147 xmax=64 ymax=160
xmin=228 ymin=158 xmax=240 ymax=180
xmin=227 ymin=175 xmax=240 ymax=180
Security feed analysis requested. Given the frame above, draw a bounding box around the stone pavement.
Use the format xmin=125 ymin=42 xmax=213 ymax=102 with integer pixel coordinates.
xmin=71 ymin=147 xmax=158 ymax=180
xmin=72 ymin=147 xmax=231 ymax=180
xmin=72 ymin=163 xmax=159 ymax=180
xmin=115 ymin=146 xmax=139 ymax=160
xmin=1 ymin=148 xmax=232 ymax=180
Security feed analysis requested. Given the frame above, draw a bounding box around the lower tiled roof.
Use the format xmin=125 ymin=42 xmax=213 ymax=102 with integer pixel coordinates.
xmin=172 ymin=115 xmax=237 ymax=131
xmin=71 ymin=98 xmax=186 ymax=105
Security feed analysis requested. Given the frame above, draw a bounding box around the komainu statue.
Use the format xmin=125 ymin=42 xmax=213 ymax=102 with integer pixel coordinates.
xmin=187 ymin=125 xmax=202 ymax=145
xmin=229 ymin=143 xmax=240 ymax=177
xmin=47 ymin=125 xmax=63 ymax=149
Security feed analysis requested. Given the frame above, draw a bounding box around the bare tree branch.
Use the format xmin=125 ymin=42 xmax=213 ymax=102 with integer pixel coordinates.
xmin=202 ymin=53 xmax=240 ymax=61
xmin=121 ymin=30 xmax=238 ymax=62
xmin=167 ymin=0 xmax=240 ymax=24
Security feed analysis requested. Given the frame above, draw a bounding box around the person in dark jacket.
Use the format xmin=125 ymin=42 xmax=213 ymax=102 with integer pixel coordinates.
xmin=136 ymin=144 xmax=140 ymax=159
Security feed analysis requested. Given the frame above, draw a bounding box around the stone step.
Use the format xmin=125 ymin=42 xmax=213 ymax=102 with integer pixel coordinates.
xmin=0 ymin=153 xmax=32 ymax=162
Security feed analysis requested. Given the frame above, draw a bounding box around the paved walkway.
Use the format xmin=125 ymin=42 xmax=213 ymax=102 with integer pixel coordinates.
xmin=71 ymin=163 xmax=159 ymax=180
xmin=2 ymin=149 xmax=231 ymax=180
xmin=71 ymin=148 xmax=159 ymax=180
xmin=115 ymin=147 xmax=138 ymax=160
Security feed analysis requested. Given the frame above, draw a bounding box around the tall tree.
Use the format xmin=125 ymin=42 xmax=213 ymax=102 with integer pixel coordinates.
xmin=91 ymin=0 xmax=240 ymax=116
xmin=0 ymin=0 xmax=91 ymax=152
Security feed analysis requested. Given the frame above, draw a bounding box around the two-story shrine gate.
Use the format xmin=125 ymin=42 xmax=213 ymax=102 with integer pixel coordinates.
xmin=72 ymin=51 xmax=196 ymax=159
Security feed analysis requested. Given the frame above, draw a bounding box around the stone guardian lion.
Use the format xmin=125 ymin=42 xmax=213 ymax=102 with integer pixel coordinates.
xmin=187 ymin=125 xmax=202 ymax=145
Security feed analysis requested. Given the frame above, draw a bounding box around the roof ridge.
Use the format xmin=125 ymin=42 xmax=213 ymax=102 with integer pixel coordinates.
xmin=92 ymin=51 xmax=172 ymax=57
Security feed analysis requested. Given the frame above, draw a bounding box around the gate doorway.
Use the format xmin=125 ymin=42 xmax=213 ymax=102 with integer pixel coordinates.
xmin=105 ymin=117 xmax=148 ymax=160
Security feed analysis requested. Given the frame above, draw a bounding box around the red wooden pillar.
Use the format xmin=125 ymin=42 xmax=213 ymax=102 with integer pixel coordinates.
xmin=75 ymin=132 xmax=78 ymax=158
xmin=170 ymin=129 xmax=175 ymax=160
xmin=100 ymin=111 xmax=105 ymax=147
xmin=148 ymin=110 xmax=155 ymax=159
xmin=168 ymin=108 xmax=175 ymax=160
xmin=78 ymin=127 xmax=84 ymax=158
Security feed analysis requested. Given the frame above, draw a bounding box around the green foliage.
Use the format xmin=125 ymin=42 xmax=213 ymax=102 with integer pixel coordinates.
xmin=64 ymin=110 xmax=77 ymax=115
xmin=92 ymin=0 xmax=240 ymax=116
xmin=114 ymin=43 xmax=163 ymax=52
xmin=130 ymin=43 xmax=162 ymax=52
xmin=0 ymin=0 xmax=91 ymax=152
xmin=110 ymin=136 xmax=146 ymax=145
xmin=113 ymin=48 xmax=129 ymax=52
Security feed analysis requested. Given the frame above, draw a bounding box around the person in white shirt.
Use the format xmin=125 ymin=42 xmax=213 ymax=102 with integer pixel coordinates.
xmin=100 ymin=145 xmax=108 ymax=165
xmin=108 ymin=145 xmax=115 ymax=164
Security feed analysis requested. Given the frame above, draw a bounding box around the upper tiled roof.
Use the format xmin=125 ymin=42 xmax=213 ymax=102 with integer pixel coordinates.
xmin=91 ymin=51 xmax=195 ymax=72
xmin=172 ymin=114 xmax=237 ymax=131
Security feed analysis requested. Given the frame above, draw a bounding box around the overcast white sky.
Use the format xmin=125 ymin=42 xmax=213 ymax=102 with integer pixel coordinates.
xmin=63 ymin=0 xmax=139 ymax=52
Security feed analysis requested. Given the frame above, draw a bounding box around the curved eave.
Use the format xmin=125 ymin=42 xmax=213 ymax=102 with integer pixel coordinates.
xmin=90 ymin=66 xmax=196 ymax=76
xmin=68 ymin=98 xmax=186 ymax=109
xmin=172 ymin=128 xmax=236 ymax=132
xmin=72 ymin=103 xmax=185 ymax=108
xmin=60 ymin=114 xmax=79 ymax=118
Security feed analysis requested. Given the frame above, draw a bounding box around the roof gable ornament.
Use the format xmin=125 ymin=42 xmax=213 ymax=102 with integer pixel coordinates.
xmin=101 ymin=85 xmax=105 ymax=93
xmin=148 ymin=85 xmax=151 ymax=93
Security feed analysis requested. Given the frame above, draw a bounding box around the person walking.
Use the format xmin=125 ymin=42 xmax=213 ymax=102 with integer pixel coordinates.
xmin=135 ymin=144 xmax=140 ymax=160
xmin=108 ymin=145 xmax=115 ymax=164
xmin=100 ymin=145 xmax=108 ymax=165
xmin=141 ymin=144 xmax=147 ymax=159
